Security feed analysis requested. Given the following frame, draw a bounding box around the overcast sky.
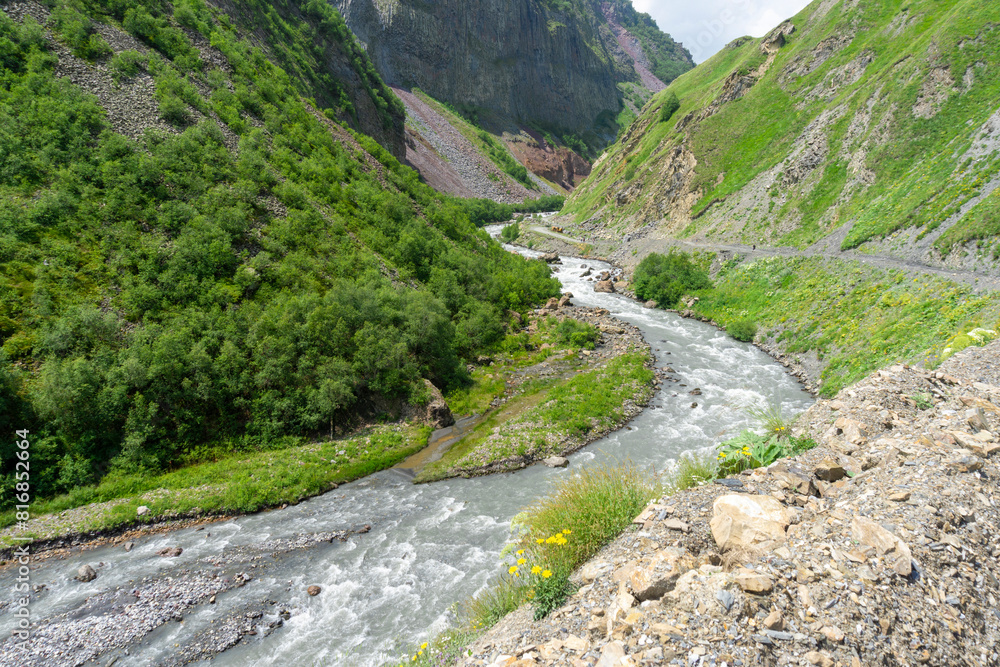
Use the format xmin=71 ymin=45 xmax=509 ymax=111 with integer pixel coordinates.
xmin=633 ymin=0 xmax=814 ymax=63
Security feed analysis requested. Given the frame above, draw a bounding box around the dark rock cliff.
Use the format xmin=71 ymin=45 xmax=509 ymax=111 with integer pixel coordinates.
xmin=331 ymin=0 xmax=690 ymax=145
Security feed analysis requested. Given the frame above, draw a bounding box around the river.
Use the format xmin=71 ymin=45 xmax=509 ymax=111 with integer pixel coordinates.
xmin=0 ymin=238 xmax=813 ymax=666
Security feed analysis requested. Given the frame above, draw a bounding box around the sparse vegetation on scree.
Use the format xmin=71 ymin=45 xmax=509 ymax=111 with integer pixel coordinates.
xmin=0 ymin=1 xmax=563 ymax=509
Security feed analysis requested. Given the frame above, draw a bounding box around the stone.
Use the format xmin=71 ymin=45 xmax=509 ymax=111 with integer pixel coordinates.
xmin=834 ymin=417 xmax=868 ymax=444
xmin=76 ymin=564 xmax=97 ymax=582
xmin=814 ymin=459 xmax=847 ymax=482
xmin=137 ymin=506 xmax=150 ymax=517
xmin=157 ymin=547 xmax=183 ymax=557
xmin=543 ymin=456 xmax=569 ymax=468
xmin=967 ymin=407 xmax=989 ymax=432
xmin=563 ymin=635 xmax=589 ymax=652
xmin=850 ymin=517 xmax=912 ymax=576
xmin=805 ymin=651 xmax=835 ymax=667
xmin=594 ymin=280 xmax=615 ymax=293
xmin=307 ymin=585 xmax=322 ymax=596
xmin=558 ymin=294 xmax=573 ymax=308
xmin=622 ymin=548 xmax=692 ymax=601
xmin=663 ymin=518 xmax=690 ymax=533
xmin=710 ymin=494 xmax=792 ymax=551
xmin=594 ymin=641 xmax=626 ymax=667
xmin=543 ymin=297 xmax=560 ymax=310
xmin=423 ymin=379 xmax=454 ymax=428
xmin=735 ymin=570 xmax=774 ymax=594
xmin=950 ymin=430 xmax=1000 ymax=457
xmin=888 ymin=491 xmax=911 ymax=502
xmin=763 ymin=609 xmax=784 ymax=630
xmin=773 ymin=465 xmax=819 ymax=496
xmin=643 ymin=300 xmax=657 ymax=309
xmin=123 ymin=541 xmax=134 ymax=552
xmin=819 ymin=625 xmax=845 ymax=643
xmin=947 ymin=456 xmax=982 ymax=472
xmin=580 ymin=561 xmax=610 ymax=584
xmin=540 ymin=252 xmax=559 ymax=263
xmin=828 ymin=400 xmax=846 ymax=411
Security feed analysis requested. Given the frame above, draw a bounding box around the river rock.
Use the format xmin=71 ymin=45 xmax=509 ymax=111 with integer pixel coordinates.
xmin=594 ymin=280 xmax=615 ymax=293
xmin=307 ymin=585 xmax=322 ymax=596
xmin=710 ymin=494 xmax=791 ymax=551
xmin=543 ymin=456 xmax=569 ymax=468
xmin=76 ymin=564 xmax=97 ymax=582
xmin=124 ymin=541 xmax=134 ymax=552
xmin=558 ymin=294 xmax=573 ymax=308
xmin=644 ymin=300 xmax=657 ymax=308
xmin=137 ymin=505 xmax=150 ymax=516
xmin=157 ymin=547 xmax=183 ymax=557
xmin=540 ymin=252 xmax=559 ymax=263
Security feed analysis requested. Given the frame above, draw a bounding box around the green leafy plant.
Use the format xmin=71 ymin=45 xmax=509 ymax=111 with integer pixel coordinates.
xmin=659 ymin=91 xmax=680 ymax=123
xmin=632 ymin=250 xmax=712 ymax=308
xmin=727 ymin=317 xmax=757 ymax=342
xmin=500 ymin=221 xmax=521 ymax=243
xmin=909 ymin=392 xmax=933 ymax=410
xmin=716 ymin=403 xmax=815 ymax=475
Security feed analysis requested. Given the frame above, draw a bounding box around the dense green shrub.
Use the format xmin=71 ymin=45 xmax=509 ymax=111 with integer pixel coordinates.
xmin=553 ymin=317 xmax=599 ymax=349
xmin=727 ymin=317 xmax=757 ymax=342
xmin=632 ymin=250 xmax=711 ymax=308
xmin=48 ymin=5 xmax=112 ymax=60
xmin=109 ymin=49 xmax=146 ymax=80
xmin=499 ymin=222 xmax=520 ymax=243
xmin=0 ymin=6 xmax=561 ymax=505
xmin=659 ymin=91 xmax=680 ymax=123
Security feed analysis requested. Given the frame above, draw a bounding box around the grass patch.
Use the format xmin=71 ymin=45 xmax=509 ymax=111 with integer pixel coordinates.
xmin=693 ymin=256 xmax=1000 ymax=396
xmin=418 ymin=352 xmax=654 ymax=481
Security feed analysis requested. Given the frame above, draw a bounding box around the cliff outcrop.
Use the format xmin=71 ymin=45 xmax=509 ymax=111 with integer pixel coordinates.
xmin=331 ymin=0 xmax=692 ymax=147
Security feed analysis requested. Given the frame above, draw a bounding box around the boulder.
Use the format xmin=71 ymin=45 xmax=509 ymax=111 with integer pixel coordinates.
xmin=950 ymin=430 xmax=1000 ymax=457
xmin=735 ymin=569 xmax=774 ymax=594
xmin=157 ymin=547 xmax=183 ymax=557
xmin=540 ymin=252 xmax=559 ymax=263
xmin=834 ymin=417 xmax=868 ymax=444
xmin=595 ymin=641 xmax=626 ymax=667
xmin=423 ymin=379 xmax=454 ymax=428
xmin=763 ymin=609 xmax=784 ymax=630
xmin=136 ymin=505 xmax=150 ymax=517
xmin=557 ymin=294 xmax=572 ymax=308
xmin=644 ymin=300 xmax=657 ymax=309
xmin=850 ymin=517 xmax=912 ymax=576
xmin=307 ymin=585 xmax=322 ymax=596
xmin=814 ymin=459 xmax=847 ymax=482
xmin=123 ymin=541 xmax=134 ymax=552
xmin=76 ymin=564 xmax=97 ymax=582
xmin=710 ymin=494 xmax=792 ymax=552
xmin=543 ymin=456 xmax=569 ymax=468
xmin=594 ymin=280 xmax=615 ymax=293
xmin=617 ymin=547 xmax=693 ymax=601
xmin=543 ymin=297 xmax=560 ymax=310
xmin=966 ymin=407 xmax=989 ymax=432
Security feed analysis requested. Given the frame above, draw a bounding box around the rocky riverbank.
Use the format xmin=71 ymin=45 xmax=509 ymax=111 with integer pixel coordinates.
xmin=456 ymin=341 xmax=1000 ymax=667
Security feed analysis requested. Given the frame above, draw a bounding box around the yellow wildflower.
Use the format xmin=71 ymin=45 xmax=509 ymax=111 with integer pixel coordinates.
xmin=542 ymin=570 xmax=552 ymax=578
xmin=532 ymin=565 xmax=542 ymax=574
xmin=508 ymin=565 xmax=518 ymax=574
xmin=517 ymin=558 xmax=526 ymax=565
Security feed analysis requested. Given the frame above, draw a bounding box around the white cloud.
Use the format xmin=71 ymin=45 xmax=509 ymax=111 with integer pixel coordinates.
xmin=633 ymin=0 xmax=814 ymax=64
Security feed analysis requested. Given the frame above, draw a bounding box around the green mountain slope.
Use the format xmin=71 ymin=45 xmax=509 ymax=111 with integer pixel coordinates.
xmin=567 ymin=0 xmax=1000 ymax=269
xmin=0 ymin=0 xmax=558 ymax=500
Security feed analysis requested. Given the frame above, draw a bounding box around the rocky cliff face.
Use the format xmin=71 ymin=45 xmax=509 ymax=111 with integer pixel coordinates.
xmin=331 ymin=0 xmax=691 ymax=146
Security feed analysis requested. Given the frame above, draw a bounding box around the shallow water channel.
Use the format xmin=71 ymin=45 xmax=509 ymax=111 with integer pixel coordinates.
xmin=0 ymin=240 xmax=813 ymax=666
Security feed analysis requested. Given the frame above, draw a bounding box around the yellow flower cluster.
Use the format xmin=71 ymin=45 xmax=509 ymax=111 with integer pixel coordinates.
xmin=397 ymin=642 xmax=430 ymax=665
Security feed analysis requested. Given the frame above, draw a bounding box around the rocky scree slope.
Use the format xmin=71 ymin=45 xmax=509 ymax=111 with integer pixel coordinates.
xmin=330 ymin=0 xmax=693 ymax=151
xmin=565 ymin=0 xmax=1000 ymax=275
xmin=460 ymin=341 xmax=1000 ymax=667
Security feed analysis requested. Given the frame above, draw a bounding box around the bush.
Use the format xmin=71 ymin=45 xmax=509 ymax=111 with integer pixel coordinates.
xmin=552 ymin=317 xmax=599 ymax=350
xmin=500 ymin=222 xmax=520 ymax=243
xmin=632 ymin=250 xmax=711 ymax=308
xmin=727 ymin=317 xmax=757 ymax=342
xmin=110 ymin=50 xmax=146 ymax=81
xmin=715 ymin=403 xmax=815 ymax=476
xmin=659 ymin=91 xmax=680 ymax=123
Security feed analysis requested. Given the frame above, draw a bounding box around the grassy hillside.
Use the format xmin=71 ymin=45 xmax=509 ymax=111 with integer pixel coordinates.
xmin=567 ymin=0 xmax=1000 ymax=262
xmin=0 ymin=0 xmax=559 ymax=505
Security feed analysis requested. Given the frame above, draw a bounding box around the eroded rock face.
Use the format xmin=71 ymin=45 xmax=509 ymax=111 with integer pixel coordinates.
xmin=709 ymin=494 xmax=791 ymax=551
xmin=331 ymin=0 xmax=689 ymax=140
